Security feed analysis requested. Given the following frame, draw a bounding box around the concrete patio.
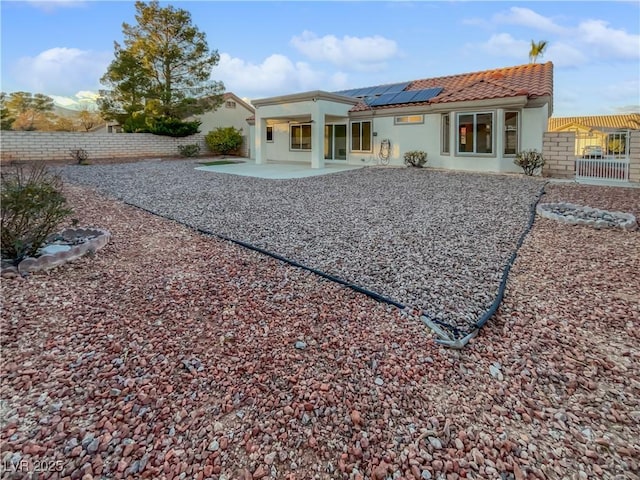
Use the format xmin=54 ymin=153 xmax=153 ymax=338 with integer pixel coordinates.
xmin=195 ymin=159 xmax=365 ymax=179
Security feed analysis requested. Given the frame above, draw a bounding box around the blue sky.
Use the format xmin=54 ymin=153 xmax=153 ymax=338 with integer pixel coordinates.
xmin=1 ymin=1 xmax=639 ymax=116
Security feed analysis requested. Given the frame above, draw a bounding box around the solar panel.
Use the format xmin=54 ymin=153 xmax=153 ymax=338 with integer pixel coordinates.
xmin=365 ymin=87 xmax=444 ymax=107
xmin=334 ymin=81 xmax=411 ymax=98
xmin=384 ymin=82 xmax=411 ymax=94
xmin=410 ymin=87 xmax=443 ymax=102
xmin=368 ymin=93 xmax=400 ymax=106
xmin=388 ymin=91 xmax=420 ymax=104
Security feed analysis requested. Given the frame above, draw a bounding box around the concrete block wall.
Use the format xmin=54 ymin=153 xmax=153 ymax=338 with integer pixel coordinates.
xmin=629 ymin=130 xmax=640 ymax=183
xmin=542 ymin=132 xmax=575 ymax=179
xmin=0 ymin=131 xmax=208 ymax=163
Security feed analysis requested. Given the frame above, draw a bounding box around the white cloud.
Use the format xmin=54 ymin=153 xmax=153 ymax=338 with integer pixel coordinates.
xmin=12 ymin=47 xmax=110 ymax=96
xmin=475 ymin=33 xmax=529 ymax=59
xmin=290 ymin=31 xmax=399 ymax=71
xmin=50 ymin=90 xmax=99 ymax=109
xmin=213 ymin=53 xmax=329 ymax=98
xmin=602 ymin=78 xmax=640 ymax=101
xmin=26 ymin=1 xmax=86 ymax=12
xmin=493 ymin=7 xmax=567 ymax=34
xmin=544 ymin=43 xmax=588 ymax=68
xmin=577 ymin=20 xmax=640 ymax=59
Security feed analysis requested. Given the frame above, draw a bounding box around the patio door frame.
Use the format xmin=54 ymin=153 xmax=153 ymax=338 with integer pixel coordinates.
xmin=324 ymin=123 xmax=348 ymax=162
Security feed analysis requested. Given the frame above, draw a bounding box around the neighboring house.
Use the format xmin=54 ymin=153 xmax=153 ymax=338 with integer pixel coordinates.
xmin=548 ymin=113 xmax=640 ymax=157
xmin=103 ymin=92 xmax=255 ymax=155
xmin=548 ymin=114 xmax=640 ymax=133
xmin=195 ymin=93 xmax=255 ymax=156
xmin=248 ymin=62 xmax=553 ymax=173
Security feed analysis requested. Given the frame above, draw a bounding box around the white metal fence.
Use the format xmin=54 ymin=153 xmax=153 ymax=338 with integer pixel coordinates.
xmin=575 ymin=130 xmax=630 ymax=182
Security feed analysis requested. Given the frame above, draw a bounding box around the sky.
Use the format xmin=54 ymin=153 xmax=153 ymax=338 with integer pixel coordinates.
xmin=1 ymin=1 xmax=639 ymax=117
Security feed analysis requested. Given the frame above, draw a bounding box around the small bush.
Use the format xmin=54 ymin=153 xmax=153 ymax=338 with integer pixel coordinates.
xmin=1 ymin=164 xmax=73 ymax=262
xmin=404 ymin=150 xmax=427 ymax=168
xmin=69 ymin=148 xmax=89 ymax=165
xmin=205 ymin=127 xmax=243 ymax=156
xmin=178 ymin=144 xmax=201 ymax=158
xmin=514 ymin=149 xmax=545 ymax=176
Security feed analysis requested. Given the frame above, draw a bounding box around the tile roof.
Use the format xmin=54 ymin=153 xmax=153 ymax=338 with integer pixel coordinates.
xmin=548 ymin=113 xmax=640 ymax=131
xmin=350 ymin=62 xmax=553 ymax=112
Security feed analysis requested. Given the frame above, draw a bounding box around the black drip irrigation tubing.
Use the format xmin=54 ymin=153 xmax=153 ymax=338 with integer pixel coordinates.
xmin=123 ymin=182 xmax=547 ymax=349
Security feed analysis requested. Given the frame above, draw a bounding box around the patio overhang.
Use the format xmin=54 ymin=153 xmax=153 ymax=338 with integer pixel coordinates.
xmin=253 ymin=91 xmax=358 ymax=169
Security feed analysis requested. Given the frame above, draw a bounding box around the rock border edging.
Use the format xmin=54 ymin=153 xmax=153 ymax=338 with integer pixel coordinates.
xmin=1 ymin=227 xmax=111 ymax=277
xmin=536 ymin=203 xmax=637 ymax=231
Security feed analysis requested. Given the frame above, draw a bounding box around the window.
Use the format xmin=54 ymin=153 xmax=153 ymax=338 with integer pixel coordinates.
xmin=504 ymin=111 xmax=519 ymax=155
xmin=266 ymin=126 xmax=273 ymax=142
xmin=225 ymin=100 xmax=236 ymax=109
xmin=351 ymin=120 xmax=372 ymax=151
xmin=290 ymin=124 xmax=311 ymax=150
xmin=442 ymin=114 xmax=450 ymax=154
xmin=457 ymin=112 xmax=493 ymax=154
xmin=395 ymin=115 xmax=423 ymax=125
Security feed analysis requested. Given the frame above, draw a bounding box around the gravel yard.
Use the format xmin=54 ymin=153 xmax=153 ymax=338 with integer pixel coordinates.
xmin=1 ymin=180 xmax=638 ymax=480
xmin=58 ymin=161 xmax=545 ymax=330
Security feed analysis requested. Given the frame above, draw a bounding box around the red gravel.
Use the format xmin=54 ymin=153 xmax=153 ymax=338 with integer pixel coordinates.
xmin=1 ymin=182 xmax=638 ymax=480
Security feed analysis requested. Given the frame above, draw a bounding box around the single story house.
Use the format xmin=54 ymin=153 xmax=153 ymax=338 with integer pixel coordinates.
xmin=247 ymin=62 xmax=553 ymax=173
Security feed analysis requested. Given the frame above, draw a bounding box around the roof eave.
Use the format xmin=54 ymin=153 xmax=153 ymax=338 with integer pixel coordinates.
xmin=253 ymin=90 xmax=360 ymax=108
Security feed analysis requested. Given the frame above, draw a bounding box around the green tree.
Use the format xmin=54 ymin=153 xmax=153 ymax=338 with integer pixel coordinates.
xmin=0 ymin=92 xmax=15 ymax=130
xmin=529 ymin=40 xmax=548 ymax=64
xmin=5 ymin=92 xmax=54 ymax=130
xmin=77 ymin=105 xmax=102 ymax=132
xmin=98 ymin=1 xmax=224 ymax=133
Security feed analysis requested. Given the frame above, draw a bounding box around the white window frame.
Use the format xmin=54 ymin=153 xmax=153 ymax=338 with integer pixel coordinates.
xmin=266 ymin=126 xmax=274 ymax=143
xmin=456 ymin=111 xmax=494 ymax=155
xmin=504 ymin=111 xmax=519 ymax=156
xmin=441 ymin=113 xmax=450 ymax=155
xmin=290 ymin=124 xmax=312 ymax=151
xmin=351 ymin=120 xmax=372 ymax=152
xmin=225 ymin=100 xmax=236 ymax=109
xmin=394 ymin=115 xmax=424 ymax=125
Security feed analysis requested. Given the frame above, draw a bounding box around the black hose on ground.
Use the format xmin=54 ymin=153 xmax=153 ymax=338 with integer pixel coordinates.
xmin=471 ymin=181 xmax=548 ymax=331
xmin=121 ymin=180 xmax=547 ymax=347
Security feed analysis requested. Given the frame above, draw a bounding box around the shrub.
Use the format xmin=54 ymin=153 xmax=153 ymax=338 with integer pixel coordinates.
xmin=178 ymin=144 xmax=201 ymax=157
xmin=148 ymin=117 xmax=201 ymax=137
xmin=404 ymin=150 xmax=428 ymax=168
xmin=514 ymin=149 xmax=545 ymax=176
xmin=205 ymin=127 xmax=243 ymax=156
xmin=1 ymin=164 xmax=73 ymax=262
xmin=121 ymin=113 xmax=201 ymax=137
xmin=69 ymin=148 xmax=89 ymax=165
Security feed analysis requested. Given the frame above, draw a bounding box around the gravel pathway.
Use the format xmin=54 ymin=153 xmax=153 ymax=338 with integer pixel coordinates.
xmin=58 ymin=160 xmax=544 ymax=330
xmin=1 ymin=182 xmax=638 ymax=479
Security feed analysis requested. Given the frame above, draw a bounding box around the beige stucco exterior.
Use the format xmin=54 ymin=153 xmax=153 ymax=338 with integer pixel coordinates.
xmin=248 ymin=91 xmax=551 ymax=174
xmin=193 ymin=93 xmax=254 ymax=156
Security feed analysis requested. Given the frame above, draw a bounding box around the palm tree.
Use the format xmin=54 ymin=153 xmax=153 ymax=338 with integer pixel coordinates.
xmin=529 ymin=40 xmax=548 ymax=64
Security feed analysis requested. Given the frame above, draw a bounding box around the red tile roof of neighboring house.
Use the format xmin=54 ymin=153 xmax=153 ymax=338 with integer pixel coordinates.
xmin=548 ymin=113 xmax=640 ymax=131
xmin=350 ymin=62 xmax=553 ymax=112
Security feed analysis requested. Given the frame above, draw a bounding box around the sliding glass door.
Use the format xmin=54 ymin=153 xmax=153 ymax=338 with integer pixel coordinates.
xmin=324 ymin=124 xmax=347 ymax=161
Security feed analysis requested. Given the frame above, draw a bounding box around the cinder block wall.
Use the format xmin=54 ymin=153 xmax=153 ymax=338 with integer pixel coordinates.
xmin=629 ymin=130 xmax=640 ymax=183
xmin=0 ymin=131 xmax=208 ymax=163
xmin=542 ymin=132 xmax=575 ymax=179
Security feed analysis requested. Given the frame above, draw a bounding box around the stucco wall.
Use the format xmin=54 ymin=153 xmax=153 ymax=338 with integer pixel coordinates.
xmin=251 ymin=99 xmax=550 ymax=174
xmin=0 ymin=131 xmax=207 ymax=163
xmin=196 ymin=103 xmax=252 ymax=134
